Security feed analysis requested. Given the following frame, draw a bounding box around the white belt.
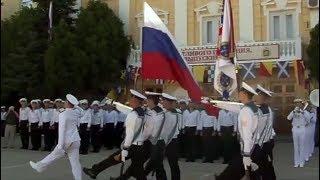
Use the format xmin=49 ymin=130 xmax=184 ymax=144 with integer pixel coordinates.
xmin=132 ymin=141 xmax=143 ymax=146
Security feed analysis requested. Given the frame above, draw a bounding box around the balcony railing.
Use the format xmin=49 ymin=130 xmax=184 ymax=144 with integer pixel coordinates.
xmin=128 ymin=37 xmax=302 ymax=66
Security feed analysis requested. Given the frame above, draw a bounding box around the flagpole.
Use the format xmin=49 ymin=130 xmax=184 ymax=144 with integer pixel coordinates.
xmin=140 ymin=1 xmax=145 ymax=91
xmin=48 ymin=1 xmax=53 ymax=41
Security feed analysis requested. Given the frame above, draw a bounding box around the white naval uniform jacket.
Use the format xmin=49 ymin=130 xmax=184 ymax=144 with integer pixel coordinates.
xmin=1 ymin=112 xmax=7 ymax=121
xmin=238 ymin=102 xmax=259 ymax=157
xmin=185 ymin=110 xmax=200 ymax=130
xmin=91 ymin=109 xmax=104 ymax=128
xmin=161 ymin=109 xmax=180 ymax=145
xmin=19 ymin=107 xmax=31 ymax=121
xmin=123 ymin=107 xmax=145 ymax=148
xmin=143 ymin=106 xmax=165 ymax=145
xmin=258 ymin=104 xmax=275 ymax=144
xmin=182 ymin=109 xmax=190 ymax=129
xmin=79 ymin=109 xmax=92 ymax=128
xmin=40 ymin=108 xmax=54 ymax=125
xmin=28 ymin=109 xmax=41 ymax=126
xmin=197 ymin=110 xmax=215 ymax=131
xmin=287 ymin=108 xmax=311 ymax=127
xmin=57 ymin=108 xmax=81 ymax=150
xmin=217 ymin=109 xmax=238 ymax=132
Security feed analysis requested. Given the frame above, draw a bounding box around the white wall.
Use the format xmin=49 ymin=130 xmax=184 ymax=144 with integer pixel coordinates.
xmin=174 ymin=0 xmax=187 ymax=46
xmin=239 ymin=0 xmax=254 ymax=41
xmin=119 ymin=0 xmax=130 ymax=35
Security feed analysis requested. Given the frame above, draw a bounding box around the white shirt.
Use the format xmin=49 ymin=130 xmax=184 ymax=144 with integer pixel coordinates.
xmin=57 ymin=108 xmax=81 ymax=149
xmin=238 ymin=106 xmax=258 ymax=156
xmin=105 ymin=110 xmax=118 ymax=125
xmin=184 ymin=110 xmax=200 ymax=128
xmin=197 ymin=110 xmax=215 ymax=130
xmin=287 ymin=108 xmax=311 ymax=127
xmin=19 ymin=107 xmax=31 ymax=121
xmin=41 ymin=108 xmax=54 ymax=123
xmin=217 ymin=110 xmax=238 ymax=132
xmin=91 ymin=109 xmax=104 ymax=128
xmin=1 ymin=112 xmax=6 ymax=121
xmin=182 ymin=109 xmax=190 ymax=128
xmin=118 ymin=112 xmax=127 ymax=123
xmin=50 ymin=109 xmax=60 ymax=126
xmin=161 ymin=109 xmax=180 ymax=145
xmin=143 ymin=107 xmax=165 ymax=144
xmin=123 ymin=108 xmax=145 ymax=148
xmin=80 ymin=109 xmax=92 ymax=127
xmin=28 ymin=109 xmax=41 ymax=125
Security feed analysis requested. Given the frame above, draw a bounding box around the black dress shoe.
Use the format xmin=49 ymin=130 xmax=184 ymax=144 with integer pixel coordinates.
xmin=222 ymin=161 xmax=228 ymax=164
xmin=202 ymin=159 xmax=213 ymax=163
xmin=83 ymin=167 xmax=97 ymax=179
xmin=80 ymin=152 xmax=88 ymax=155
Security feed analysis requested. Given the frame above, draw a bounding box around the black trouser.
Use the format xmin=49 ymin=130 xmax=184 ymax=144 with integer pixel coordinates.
xmin=216 ymin=145 xmax=265 ymax=180
xmin=195 ymin=133 xmax=203 ymax=159
xmin=221 ymin=126 xmax=234 ymax=163
xmin=91 ymin=125 xmax=102 ymax=152
xmin=1 ymin=121 xmax=5 ymax=137
xmin=115 ymin=122 xmax=124 ymax=148
xmin=202 ymin=127 xmax=214 ymax=161
xmin=144 ymin=140 xmax=167 ymax=180
xmin=116 ymin=144 xmax=147 ymax=180
xmin=261 ymin=140 xmax=276 ymax=180
xmin=42 ymin=122 xmax=52 ymax=150
xmin=19 ymin=121 xmax=29 ymax=149
xmin=79 ymin=123 xmax=90 ymax=153
xmin=90 ymin=141 xmax=151 ymax=176
xmin=178 ymin=130 xmax=186 ymax=158
xmin=52 ymin=122 xmax=58 ymax=145
xmin=185 ymin=126 xmax=196 ymax=161
xmin=103 ymin=123 xmax=115 ymax=149
xmin=165 ymin=138 xmax=180 ymax=180
xmin=30 ymin=123 xmax=41 ymax=150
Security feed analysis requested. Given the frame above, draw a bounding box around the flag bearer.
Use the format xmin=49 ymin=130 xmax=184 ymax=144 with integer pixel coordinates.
xmin=184 ymin=102 xmax=200 ymax=162
xmin=41 ymin=99 xmax=54 ymax=151
xmin=143 ymin=91 xmax=167 ymax=179
xmin=90 ymin=101 xmax=104 ymax=153
xmin=79 ymin=99 xmax=91 ymax=155
xmin=198 ymin=100 xmax=216 ymax=163
xmin=287 ymin=98 xmax=311 ymax=168
xmin=19 ymin=98 xmax=30 ymax=149
xmin=29 ymin=100 xmax=42 ymax=151
xmin=161 ymin=93 xmax=181 ymax=180
xmin=217 ymin=101 xmax=238 ymax=164
xmin=255 ymin=84 xmax=276 ymax=179
xmin=30 ymin=94 xmax=82 ymax=180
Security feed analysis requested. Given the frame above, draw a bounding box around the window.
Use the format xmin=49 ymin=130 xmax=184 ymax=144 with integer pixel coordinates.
xmin=269 ymin=11 xmax=296 ymax=40
xmin=286 ymin=84 xmax=295 ymax=92
xmin=272 ymin=85 xmax=282 ymax=93
xmin=202 ymin=17 xmax=219 ymax=45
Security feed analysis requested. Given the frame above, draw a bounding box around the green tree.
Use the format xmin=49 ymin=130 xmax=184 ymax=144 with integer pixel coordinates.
xmin=1 ymin=8 xmax=48 ymax=103
xmin=307 ymin=23 xmax=319 ymax=81
xmin=44 ymin=0 xmax=130 ymax=97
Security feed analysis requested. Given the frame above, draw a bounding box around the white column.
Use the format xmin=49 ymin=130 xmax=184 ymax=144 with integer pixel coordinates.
xmin=174 ymin=0 xmax=187 ymax=46
xmin=310 ymin=9 xmax=319 ymax=28
xmin=239 ymin=0 xmax=254 ymax=41
xmin=119 ymin=0 xmax=130 ymax=35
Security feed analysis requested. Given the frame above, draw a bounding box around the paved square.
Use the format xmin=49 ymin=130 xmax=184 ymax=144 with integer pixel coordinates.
xmin=1 ymin=136 xmax=318 ymax=180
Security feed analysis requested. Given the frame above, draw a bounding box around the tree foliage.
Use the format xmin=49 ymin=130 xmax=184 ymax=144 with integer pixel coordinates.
xmin=307 ymin=23 xmax=319 ymax=81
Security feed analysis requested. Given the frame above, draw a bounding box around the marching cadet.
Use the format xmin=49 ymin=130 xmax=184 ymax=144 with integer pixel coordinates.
xmin=216 ymin=82 xmax=262 ymax=180
xmin=79 ymin=99 xmax=92 ymax=155
xmin=104 ymin=100 xmax=118 ymax=150
xmin=41 ymin=99 xmax=54 ymax=151
xmin=217 ymin=99 xmax=238 ymax=164
xmin=19 ymin=98 xmax=31 ymax=149
xmin=198 ymin=99 xmax=216 ymax=163
xmin=110 ymin=89 xmax=147 ymax=180
xmin=287 ymin=98 xmax=311 ymax=168
xmin=143 ymin=91 xmax=167 ymax=179
xmin=29 ymin=100 xmax=42 ymax=151
xmin=90 ymin=100 xmax=104 ymax=153
xmin=30 ymin=94 xmax=82 ymax=180
xmin=83 ymin=90 xmax=147 ymax=180
xmin=255 ymin=84 xmax=276 ymax=179
xmin=161 ymin=93 xmax=181 ymax=180
xmin=184 ymin=102 xmax=200 ymax=162
xmin=1 ymin=106 xmax=7 ymax=137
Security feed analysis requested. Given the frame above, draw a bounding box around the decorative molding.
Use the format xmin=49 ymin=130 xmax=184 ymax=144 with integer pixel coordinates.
xmin=261 ymin=0 xmax=301 ymax=16
xmin=135 ymin=8 xmax=169 ymax=27
xmin=194 ymin=1 xmax=223 ymax=22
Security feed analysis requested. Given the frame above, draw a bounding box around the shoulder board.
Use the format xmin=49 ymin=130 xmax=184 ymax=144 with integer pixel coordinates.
xmin=259 ymin=104 xmax=270 ymax=114
xmin=133 ymin=107 xmax=145 ymax=116
xmin=153 ymin=106 xmax=163 ymax=113
xmin=244 ymin=102 xmax=258 ymax=113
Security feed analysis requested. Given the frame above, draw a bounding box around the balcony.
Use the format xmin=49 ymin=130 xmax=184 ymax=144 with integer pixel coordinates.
xmin=127 ymin=37 xmax=302 ymax=66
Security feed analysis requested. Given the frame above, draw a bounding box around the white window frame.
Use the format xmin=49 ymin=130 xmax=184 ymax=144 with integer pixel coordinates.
xmin=269 ymin=10 xmax=298 ymax=40
xmin=200 ymin=15 xmax=220 ymax=45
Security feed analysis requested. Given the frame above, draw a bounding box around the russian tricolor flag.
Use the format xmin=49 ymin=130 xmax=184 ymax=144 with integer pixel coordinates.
xmin=141 ymin=2 xmax=202 ymax=102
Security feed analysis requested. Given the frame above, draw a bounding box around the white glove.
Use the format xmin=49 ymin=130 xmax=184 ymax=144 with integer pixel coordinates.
xmin=242 ymin=157 xmax=252 ymax=170
xmin=121 ymin=150 xmax=128 ymax=162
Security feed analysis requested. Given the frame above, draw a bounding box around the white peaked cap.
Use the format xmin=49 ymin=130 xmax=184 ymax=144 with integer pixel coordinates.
xmin=54 ymin=98 xmax=62 ymax=102
xmin=1 ymin=106 xmax=5 ymax=109
xmin=36 ymin=99 xmax=41 ymax=102
xmin=91 ymin=100 xmax=100 ymax=106
xmin=130 ymin=89 xmax=147 ymax=100
xmin=31 ymin=100 xmax=38 ymax=104
xmin=19 ymin=98 xmax=27 ymax=102
xmin=79 ymin=99 xmax=88 ymax=104
xmin=256 ymin=84 xmax=272 ymax=97
xmin=105 ymin=99 xmax=113 ymax=105
xmin=66 ymin=94 xmax=79 ymax=106
xmin=145 ymin=91 xmax=161 ymax=96
xmin=161 ymin=93 xmax=177 ymax=101
xmin=43 ymin=99 xmax=51 ymax=103
xmin=294 ymin=98 xmax=303 ymax=103
xmin=241 ymin=82 xmax=258 ymax=95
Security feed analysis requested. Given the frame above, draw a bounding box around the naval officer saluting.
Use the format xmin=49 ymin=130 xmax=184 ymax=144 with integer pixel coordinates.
xmin=29 ymin=94 xmax=82 ymax=180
